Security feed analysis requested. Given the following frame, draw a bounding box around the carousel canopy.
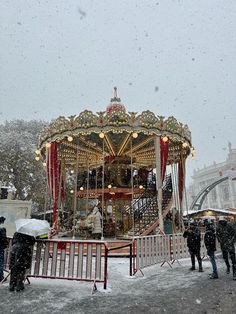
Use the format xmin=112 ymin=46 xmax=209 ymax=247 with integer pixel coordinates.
xmin=38 ymin=88 xmax=192 ymax=169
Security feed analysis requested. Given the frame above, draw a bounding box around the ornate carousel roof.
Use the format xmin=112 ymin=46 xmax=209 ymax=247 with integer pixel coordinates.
xmin=38 ymin=88 xmax=192 ymax=169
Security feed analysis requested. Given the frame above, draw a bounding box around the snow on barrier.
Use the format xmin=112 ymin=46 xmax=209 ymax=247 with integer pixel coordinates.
xmin=3 ymin=238 xmax=108 ymax=290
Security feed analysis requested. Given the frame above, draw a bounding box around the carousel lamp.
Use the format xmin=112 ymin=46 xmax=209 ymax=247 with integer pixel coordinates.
xmin=139 ymin=185 xmax=144 ymax=189
xmin=108 ymin=184 xmax=112 ymax=189
xmin=132 ymin=132 xmax=138 ymax=138
xmin=67 ymin=136 xmax=73 ymax=142
xmin=99 ymin=132 xmax=105 ymax=139
xmin=45 ymin=143 xmax=51 ymax=148
xmin=162 ymin=136 xmax=168 ymax=142
xmin=35 ymin=156 xmax=40 ymax=161
xmin=35 ymin=149 xmax=40 ymax=155
xmin=182 ymin=142 xmax=188 ymax=148
xmin=70 ymin=169 xmax=74 ymax=174
xmin=70 ymin=189 xmax=74 ymax=194
xmin=80 ymin=186 xmax=84 ymax=191
xmin=42 ymin=162 xmax=47 ymax=167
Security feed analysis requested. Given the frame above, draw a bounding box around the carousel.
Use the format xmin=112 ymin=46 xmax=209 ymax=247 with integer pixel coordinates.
xmin=36 ymin=88 xmax=194 ymax=239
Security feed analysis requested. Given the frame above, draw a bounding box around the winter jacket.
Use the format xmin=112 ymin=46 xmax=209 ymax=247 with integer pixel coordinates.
xmin=9 ymin=232 xmax=35 ymax=270
xmin=183 ymin=227 xmax=201 ymax=253
xmin=216 ymin=221 xmax=235 ymax=251
xmin=204 ymin=224 xmax=216 ymax=253
xmin=0 ymin=225 xmax=8 ymax=249
xmin=91 ymin=207 xmax=102 ymax=234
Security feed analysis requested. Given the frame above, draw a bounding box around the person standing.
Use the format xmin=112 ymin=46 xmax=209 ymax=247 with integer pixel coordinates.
xmin=204 ymin=220 xmax=218 ymax=279
xmin=9 ymin=232 xmax=35 ymax=291
xmin=0 ymin=216 xmax=8 ymax=282
xmin=183 ymin=222 xmax=203 ymax=272
xmin=216 ymin=216 xmax=236 ymax=280
xmin=91 ymin=203 xmax=102 ymax=240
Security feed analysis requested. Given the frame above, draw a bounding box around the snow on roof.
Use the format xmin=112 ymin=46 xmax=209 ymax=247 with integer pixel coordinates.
xmin=188 ymin=208 xmax=236 ymax=216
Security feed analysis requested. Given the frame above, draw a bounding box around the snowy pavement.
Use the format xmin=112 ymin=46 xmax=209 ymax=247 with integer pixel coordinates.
xmin=0 ymin=255 xmax=236 ymax=314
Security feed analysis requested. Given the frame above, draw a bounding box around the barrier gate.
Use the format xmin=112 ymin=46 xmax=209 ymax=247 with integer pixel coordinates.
xmin=3 ymin=238 xmax=108 ymax=289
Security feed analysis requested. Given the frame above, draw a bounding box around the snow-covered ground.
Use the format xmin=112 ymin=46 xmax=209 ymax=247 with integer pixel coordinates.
xmin=1 ymin=255 xmax=236 ymax=314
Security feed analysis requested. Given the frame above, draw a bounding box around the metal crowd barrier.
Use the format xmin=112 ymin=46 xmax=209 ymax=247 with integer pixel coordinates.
xmin=3 ymin=238 xmax=108 ymax=289
xmin=133 ymin=235 xmax=171 ymax=273
xmin=133 ymin=233 xmax=221 ymax=274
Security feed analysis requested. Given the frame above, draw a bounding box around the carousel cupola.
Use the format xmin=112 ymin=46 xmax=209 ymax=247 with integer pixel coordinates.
xmin=106 ymin=87 xmax=126 ymax=114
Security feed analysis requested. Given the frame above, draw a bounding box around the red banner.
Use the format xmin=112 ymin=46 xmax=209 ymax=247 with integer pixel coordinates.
xmin=178 ymin=159 xmax=185 ymax=204
xmin=160 ymin=139 xmax=169 ymax=182
xmin=47 ymin=142 xmax=59 ymax=223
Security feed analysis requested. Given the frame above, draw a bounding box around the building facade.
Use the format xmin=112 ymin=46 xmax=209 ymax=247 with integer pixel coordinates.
xmin=187 ymin=142 xmax=236 ymax=211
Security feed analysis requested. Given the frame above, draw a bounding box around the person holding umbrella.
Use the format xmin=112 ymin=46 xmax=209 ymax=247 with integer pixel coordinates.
xmin=9 ymin=218 xmax=50 ymax=292
xmin=0 ymin=216 xmax=8 ymax=282
xmin=9 ymin=232 xmax=35 ymax=291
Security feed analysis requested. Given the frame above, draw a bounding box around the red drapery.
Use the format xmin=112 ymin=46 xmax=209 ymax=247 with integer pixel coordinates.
xmin=47 ymin=142 xmax=59 ymax=223
xmin=178 ymin=159 xmax=185 ymax=205
xmin=160 ymin=139 xmax=169 ymax=182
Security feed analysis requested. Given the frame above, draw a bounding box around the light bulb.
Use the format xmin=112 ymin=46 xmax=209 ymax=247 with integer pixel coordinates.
xmin=43 ymin=162 xmax=47 ymax=167
xmin=35 ymin=149 xmax=40 ymax=155
xmin=99 ymin=132 xmax=105 ymax=139
xmin=108 ymin=184 xmax=112 ymax=189
xmin=162 ymin=136 xmax=168 ymax=142
xmin=80 ymin=187 xmax=84 ymax=191
xmin=35 ymin=156 xmax=40 ymax=161
xmin=70 ymin=190 xmax=74 ymax=194
xmin=139 ymin=185 xmax=143 ymax=189
xmin=68 ymin=136 xmax=73 ymax=142
xmin=132 ymin=132 xmax=138 ymax=138
xmin=45 ymin=143 xmax=51 ymax=148
xmin=182 ymin=142 xmax=188 ymax=148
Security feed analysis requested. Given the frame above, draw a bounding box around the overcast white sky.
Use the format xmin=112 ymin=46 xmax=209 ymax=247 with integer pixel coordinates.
xmin=0 ymin=0 xmax=236 ymax=185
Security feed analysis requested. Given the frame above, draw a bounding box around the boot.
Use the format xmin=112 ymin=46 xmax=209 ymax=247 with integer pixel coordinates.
xmin=189 ymin=266 xmax=195 ymax=271
xmin=226 ymin=266 xmax=230 ymax=274
xmin=198 ymin=260 xmax=203 ymax=272
xmin=233 ymin=266 xmax=236 ymax=280
xmin=209 ymin=272 xmax=218 ymax=279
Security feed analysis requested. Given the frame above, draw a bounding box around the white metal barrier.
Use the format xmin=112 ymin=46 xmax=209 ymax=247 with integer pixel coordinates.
xmin=133 ymin=235 xmax=171 ymax=273
xmin=133 ymin=233 xmax=220 ymax=273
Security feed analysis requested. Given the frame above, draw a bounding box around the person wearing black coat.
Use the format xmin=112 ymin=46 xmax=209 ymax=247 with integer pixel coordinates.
xmin=9 ymin=232 xmax=35 ymax=291
xmin=216 ymin=217 xmax=236 ymax=280
xmin=183 ymin=222 xmax=203 ymax=272
xmin=204 ymin=221 xmax=218 ymax=279
xmin=0 ymin=216 xmax=8 ymax=282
